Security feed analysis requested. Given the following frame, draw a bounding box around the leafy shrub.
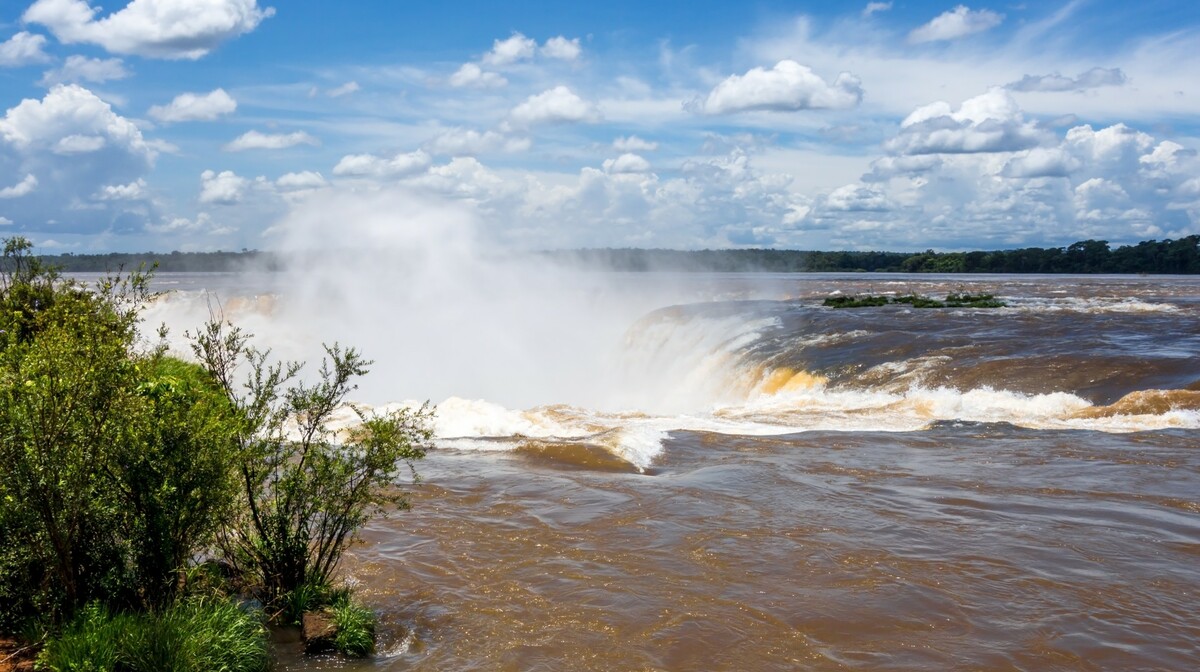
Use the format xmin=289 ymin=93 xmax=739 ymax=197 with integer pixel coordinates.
xmin=192 ymin=319 xmax=432 ymax=605
xmin=1 ymin=238 xmax=152 ymax=622
xmin=1 ymin=237 xmax=243 ymax=627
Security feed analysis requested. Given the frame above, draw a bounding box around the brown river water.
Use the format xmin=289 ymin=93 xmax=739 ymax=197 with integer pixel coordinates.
xmin=134 ymin=272 xmax=1200 ymax=670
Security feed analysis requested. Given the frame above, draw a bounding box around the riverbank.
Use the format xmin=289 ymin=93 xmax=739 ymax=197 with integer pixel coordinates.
xmin=0 ymin=638 xmax=34 ymax=672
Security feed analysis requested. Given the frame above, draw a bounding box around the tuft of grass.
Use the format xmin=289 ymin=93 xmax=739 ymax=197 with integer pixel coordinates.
xmin=37 ymin=598 xmax=268 ymax=672
xmin=280 ymin=579 xmax=328 ymax=625
xmin=330 ymin=600 xmax=376 ymax=658
xmin=36 ymin=603 xmax=122 ymax=672
xmin=279 ymin=577 xmax=356 ymax=625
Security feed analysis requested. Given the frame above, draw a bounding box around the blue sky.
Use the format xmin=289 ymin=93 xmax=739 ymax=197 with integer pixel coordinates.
xmin=0 ymin=0 xmax=1197 ymax=252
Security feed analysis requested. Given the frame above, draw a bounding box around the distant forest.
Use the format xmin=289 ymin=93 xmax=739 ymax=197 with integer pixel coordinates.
xmin=37 ymin=235 xmax=1200 ymax=274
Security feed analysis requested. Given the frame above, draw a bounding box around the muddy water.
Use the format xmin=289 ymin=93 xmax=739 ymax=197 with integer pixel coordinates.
xmin=130 ymin=272 xmax=1200 ymax=670
xmin=282 ymin=427 xmax=1200 ymax=671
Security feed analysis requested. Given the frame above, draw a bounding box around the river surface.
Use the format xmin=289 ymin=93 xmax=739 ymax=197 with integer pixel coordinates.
xmin=122 ymin=271 xmax=1200 ymax=670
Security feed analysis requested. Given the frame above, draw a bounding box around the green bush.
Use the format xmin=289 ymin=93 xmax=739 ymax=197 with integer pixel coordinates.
xmin=1 ymin=238 xmax=153 ymax=622
xmin=192 ymin=320 xmax=432 ymax=605
xmin=0 ymin=237 xmax=243 ymax=626
xmin=119 ymin=356 xmax=240 ymax=608
xmin=37 ymin=598 xmax=269 ymax=672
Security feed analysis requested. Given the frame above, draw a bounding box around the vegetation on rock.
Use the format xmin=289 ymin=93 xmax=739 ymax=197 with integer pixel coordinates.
xmin=823 ymin=292 xmax=1006 ymax=309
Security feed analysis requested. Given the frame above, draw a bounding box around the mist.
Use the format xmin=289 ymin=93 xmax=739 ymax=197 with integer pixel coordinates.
xmin=150 ymin=187 xmax=697 ymax=411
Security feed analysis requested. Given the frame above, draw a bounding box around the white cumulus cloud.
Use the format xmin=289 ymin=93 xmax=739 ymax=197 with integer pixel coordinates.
xmin=199 ymin=169 xmax=247 ymax=204
xmin=613 ymin=135 xmax=658 ymax=152
xmin=824 ymin=184 xmax=892 ymax=211
xmin=23 ymin=0 xmax=275 ymax=60
xmin=146 ymin=211 xmax=212 ymax=234
xmin=540 ymin=36 xmax=581 ymax=61
xmin=483 ymin=32 xmax=537 ymax=66
xmin=148 ymin=88 xmax=237 ymax=122
xmin=885 ymin=88 xmax=1045 ymax=155
xmin=0 ymin=31 xmax=52 ymax=67
xmin=689 ymin=60 xmax=863 ymax=114
xmin=909 ymin=5 xmax=1004 ymax=44
xmin=40 ymin=55 xmax=130 ymax=86
xmin=425 ymin=128 xmax=530 ymax=156
xmin=811 ymin=93 xmax=1200 ymax=249
xmin=0 ymin=174 xmax=39 ymax=199
xmin=94 ymin=178 xmax=147 ymax=200
xmin=602 ymin=153 xmax=651 ymax=174
xmin=448 ymin=62 xmax=507 ymax=88
xmin=332 ymin=149 xmax=432 ymax=178
xmin=0 ymin=85 xmax=155 ymax=232
xmin=509 ymin=86 xmax=598 ymax=126
xmin=275 ymin=171 xmax=327 ymax=191
xmin=1001 ymin=147 xmax=1079 ymax=178
xmin=224 ymin=130 xmax=319 ymax=151
xmin=0 ymin=85 xmax=152 ymax=157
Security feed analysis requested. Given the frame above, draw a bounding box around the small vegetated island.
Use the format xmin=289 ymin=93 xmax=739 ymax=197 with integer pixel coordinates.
xmin=0 ymin=236 xmax=432 ymax=671
xmin=823 ymin=292 xmax=1006 ymax=309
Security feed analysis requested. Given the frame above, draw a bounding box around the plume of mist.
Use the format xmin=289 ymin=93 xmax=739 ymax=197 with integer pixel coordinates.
xmin=197 ymin=187 xmax=677 ymax=408
xmin=143 ymin=186 xmax=801 ymax=416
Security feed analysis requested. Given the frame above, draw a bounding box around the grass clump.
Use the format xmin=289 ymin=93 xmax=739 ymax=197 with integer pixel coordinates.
xmin=280 ymin=580 xmax=376 ymax=658
xmin=279 ymin=578 xmax=352 ymax=625
xmin=37 ymin=597 xmax=269 ymax=672
xmin=330 ymin=599 xmax=376 ymax=658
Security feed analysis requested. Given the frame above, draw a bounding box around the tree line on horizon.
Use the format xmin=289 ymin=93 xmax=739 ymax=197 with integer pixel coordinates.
xmin=36 ymin=235 xmax=1200 ymax=274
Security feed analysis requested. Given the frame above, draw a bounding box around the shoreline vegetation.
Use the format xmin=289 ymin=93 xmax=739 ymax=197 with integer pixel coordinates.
xmin=35 ymin=235 xmax=1200 ymax=274
xmin=0 ymin=236 xmax=432 ymax=670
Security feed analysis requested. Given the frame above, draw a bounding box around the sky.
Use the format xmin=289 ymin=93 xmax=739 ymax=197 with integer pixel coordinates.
xmin=0 ymin=0 xmax=1197 ymax=253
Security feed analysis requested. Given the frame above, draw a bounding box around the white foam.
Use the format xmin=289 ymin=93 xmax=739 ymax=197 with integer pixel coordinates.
xmin=429 ymin=397 xmax=591 ymax=440
xmin=323 ymin=381 xmax=1198 ymax=473
xmin=1011 ymin=297 xmax=1180 ymax=314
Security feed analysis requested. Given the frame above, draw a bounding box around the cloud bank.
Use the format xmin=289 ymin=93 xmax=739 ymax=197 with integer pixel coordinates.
xmin=23 ymin=0 xmax=275 ymax=59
